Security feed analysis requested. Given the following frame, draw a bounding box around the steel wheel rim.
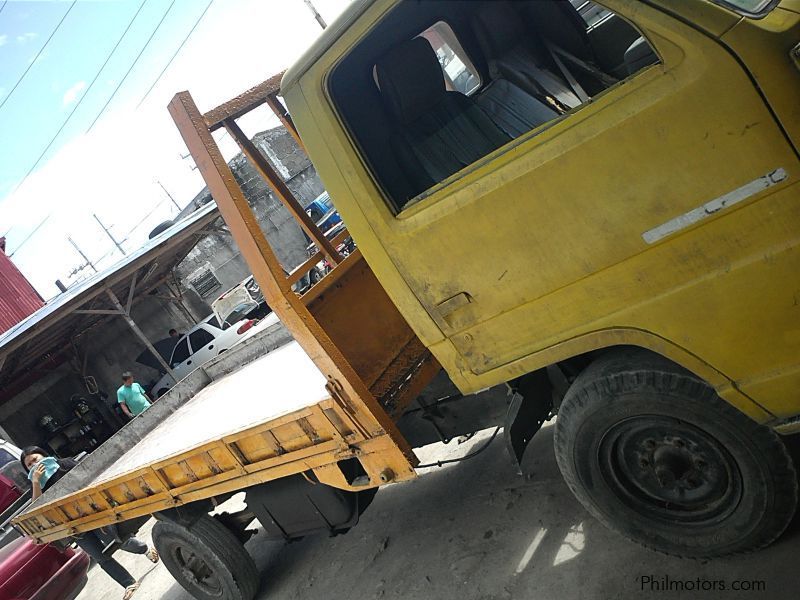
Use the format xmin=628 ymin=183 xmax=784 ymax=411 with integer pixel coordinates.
xmin=172 ymin=544 xmax=223 ymax=597
xmin=597 ymin=415 xmax=743 ymax=525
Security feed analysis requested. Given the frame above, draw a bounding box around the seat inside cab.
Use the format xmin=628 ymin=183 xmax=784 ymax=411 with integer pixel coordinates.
xmin=328 ymin=0 xmax=660 ymax=210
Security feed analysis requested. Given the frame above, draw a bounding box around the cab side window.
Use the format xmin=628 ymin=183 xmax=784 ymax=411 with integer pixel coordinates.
xmin=329 ymin=0 xmax=659 ymax=211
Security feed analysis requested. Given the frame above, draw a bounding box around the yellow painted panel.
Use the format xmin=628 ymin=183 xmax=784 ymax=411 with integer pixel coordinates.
xmin=287 ymin=0 xmax=800 ymax=422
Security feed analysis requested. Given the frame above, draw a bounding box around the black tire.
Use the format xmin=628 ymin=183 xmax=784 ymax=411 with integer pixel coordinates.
xmin=554 ymin=348 xmax=798 ymax=558
xmin=157 ymin=387 xmax=169 ymax=398
xmin=152 ymin=515 xmax=259 ymax=600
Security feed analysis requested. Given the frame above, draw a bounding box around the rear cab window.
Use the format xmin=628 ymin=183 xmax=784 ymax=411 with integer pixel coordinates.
xmin=711 ymin=0 xmax=778 ymax=16
xmin=420 ymin=22 xmax=481 ymax=96
xmin=328 ymin=0 xmax=660 ymax=212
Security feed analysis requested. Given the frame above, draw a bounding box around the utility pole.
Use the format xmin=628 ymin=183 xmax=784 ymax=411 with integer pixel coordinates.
xmin=93 ymin=213 xmax=127 ymax=256
xmin=67 ymin=236 xmax=98 ymax=273
xmin=156 ymin=179 xmax=182 ymax=211
xmin=302 ymin=0 xmax=327 ymax=29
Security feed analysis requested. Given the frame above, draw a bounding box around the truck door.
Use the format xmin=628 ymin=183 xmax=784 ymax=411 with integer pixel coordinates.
xmin=323 ymin=0 xmax=799 ymax=393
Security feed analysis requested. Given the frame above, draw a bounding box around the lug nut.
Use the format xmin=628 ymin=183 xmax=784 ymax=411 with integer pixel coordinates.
xmin=673 ymin=439 xmax=685 ymax=448
xmin=655 ymin=467 xmax=675 ymax=489
xmin=685 ymin=473 xmax=702 ymax=489
xmin=644 ymin=439 xmax=656 ymax=449
xmin=639 ymin=458 xmax=649 ymax=468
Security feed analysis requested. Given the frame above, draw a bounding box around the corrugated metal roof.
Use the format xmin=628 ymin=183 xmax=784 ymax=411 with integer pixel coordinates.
xmin=0 ymin=203 xmax=220 ymax=391
xmin=0 ymin=237 xmax=44 ymax=334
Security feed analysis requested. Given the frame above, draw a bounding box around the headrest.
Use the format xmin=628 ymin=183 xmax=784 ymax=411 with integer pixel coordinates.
xmin=375 ymin=37 xmax=445 ymax=124
xmin=472 ymin=2 xmax=526 ymax=58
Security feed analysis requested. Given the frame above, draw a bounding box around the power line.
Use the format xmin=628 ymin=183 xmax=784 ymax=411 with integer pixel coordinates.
xmin=0 ymin=0 xmax=78 ymax=111
xmin=87 ymin=0 xmax=177 ymax=132
xmin=7 ymin=0 xmax=148 ymax=198
xmin=125 ymin=198 xmax=171 ymax=238
xmin=9 ymin=214 xmax=51 ymax=257
xmin=137 ymin=0 xmax=214 ymax=108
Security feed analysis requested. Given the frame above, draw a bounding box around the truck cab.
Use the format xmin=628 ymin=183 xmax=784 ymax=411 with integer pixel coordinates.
xmin=280 ymin=0 xmax=800 ymax=557
xmin=16 ymin=4 xmax=799 ymax=591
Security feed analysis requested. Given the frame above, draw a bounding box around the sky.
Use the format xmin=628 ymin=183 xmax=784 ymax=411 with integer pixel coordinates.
xmin=0 ymin=0 xmax=348 ymax=298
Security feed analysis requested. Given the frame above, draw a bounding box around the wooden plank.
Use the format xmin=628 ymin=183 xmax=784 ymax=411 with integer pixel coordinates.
xmin=220 ymin=407 xmax=315 ymax=444
xmin=260 ymin=430 xmax=285 ymax=455
xmin=30 ymin=494 xmax=177 ymax=544
xmin=174 ymin=446 xmax=353 ymax=505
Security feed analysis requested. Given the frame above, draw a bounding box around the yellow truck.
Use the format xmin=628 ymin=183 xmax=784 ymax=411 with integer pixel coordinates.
xmin=15 ymin=0 xmax=800 ymax=598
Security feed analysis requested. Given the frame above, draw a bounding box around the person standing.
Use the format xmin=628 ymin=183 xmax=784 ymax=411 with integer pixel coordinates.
xmin=117 ymin=371 xmax=151 ymax=418
xmin=22 ymin=446 xmax=158 ymax=600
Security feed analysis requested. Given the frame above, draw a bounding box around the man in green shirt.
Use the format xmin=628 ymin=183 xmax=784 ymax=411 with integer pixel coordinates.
xmin=117 ymin=371 xmax=152 ymax=418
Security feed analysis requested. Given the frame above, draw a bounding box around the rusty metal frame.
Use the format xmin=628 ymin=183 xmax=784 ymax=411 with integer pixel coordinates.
xmin=13 ymin=78 xmax=444 ymax=543
xmin=168 ymin=89 xmax=418 ymax=476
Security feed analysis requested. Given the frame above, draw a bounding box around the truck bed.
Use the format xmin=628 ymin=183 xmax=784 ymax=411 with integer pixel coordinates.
xmin=96 ymin=341 xmax=328 ymax=483
xmin=13 ymin=323 xmax=394 ymax=543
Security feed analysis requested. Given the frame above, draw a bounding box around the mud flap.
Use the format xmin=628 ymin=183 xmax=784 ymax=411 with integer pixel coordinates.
xmin=505 ymin=368 xmax=553 ymax=474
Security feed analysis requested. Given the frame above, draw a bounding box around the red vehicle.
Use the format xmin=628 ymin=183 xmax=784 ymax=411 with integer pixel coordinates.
xmin=0 ymin=537 xmax=89 ymax=600
xmin=0 ymin=445 xmax=90 ymax=600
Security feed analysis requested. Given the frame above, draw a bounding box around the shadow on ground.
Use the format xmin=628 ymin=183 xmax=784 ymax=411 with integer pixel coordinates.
xmin=152 ymin=425 xmax=800 ymax=600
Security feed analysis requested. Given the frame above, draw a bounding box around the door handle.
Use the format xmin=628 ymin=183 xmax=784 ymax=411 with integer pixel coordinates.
xmin=208 ymin=345 xmax=214 ymax=350
xmin=186 ymin=360 xmax=192 ymax=366
xmin=435 ymin=292 xmax=472 ymax=318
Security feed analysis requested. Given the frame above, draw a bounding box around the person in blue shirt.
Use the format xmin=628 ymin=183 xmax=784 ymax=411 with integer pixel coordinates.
xmin=117 ymin=371 xmax=151 ymax=418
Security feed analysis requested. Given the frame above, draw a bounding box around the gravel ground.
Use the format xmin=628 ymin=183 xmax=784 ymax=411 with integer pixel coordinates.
xmin=76 ymin=423 xmax=800 ymax=600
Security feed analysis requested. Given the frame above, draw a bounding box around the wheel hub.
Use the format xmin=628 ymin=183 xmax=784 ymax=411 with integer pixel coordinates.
xmin=173 ymin=546 xmax=222 ymax=596
xmin=598 ymin=415 xmax=743 ymax=524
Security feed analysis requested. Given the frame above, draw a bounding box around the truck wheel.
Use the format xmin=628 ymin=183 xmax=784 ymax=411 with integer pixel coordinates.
xmin=152 ymin=515 xmax=259 ymax=600
xmin=554 ymin=349 xmax=798 ymax=558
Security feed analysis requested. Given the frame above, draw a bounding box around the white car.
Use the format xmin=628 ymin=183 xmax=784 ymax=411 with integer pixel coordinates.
xmin=152 ymin=311 xmax=279 ymax=397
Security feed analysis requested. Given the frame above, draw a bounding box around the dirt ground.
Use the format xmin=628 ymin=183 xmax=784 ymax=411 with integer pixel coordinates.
xmin=76 ymin=423 xmax=800 ymax=600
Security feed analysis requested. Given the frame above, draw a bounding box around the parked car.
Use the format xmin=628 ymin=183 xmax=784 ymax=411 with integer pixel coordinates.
xmin=0 ymin=439 xmax=25 ymax=518
xmin=0 ymin=536 xmax=89 ymax=600
xmin=152 ymin=311 xmax=279 ymax=397
xmin=0 ymin=441 xmax=90 ymax=600
xmin=304 ymin=191 xmax=341 ymax=235
xmin=302 ymin=191 xmax=356 ymax=280
xmin=212 ymin=276 xmax=271 ymax=327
